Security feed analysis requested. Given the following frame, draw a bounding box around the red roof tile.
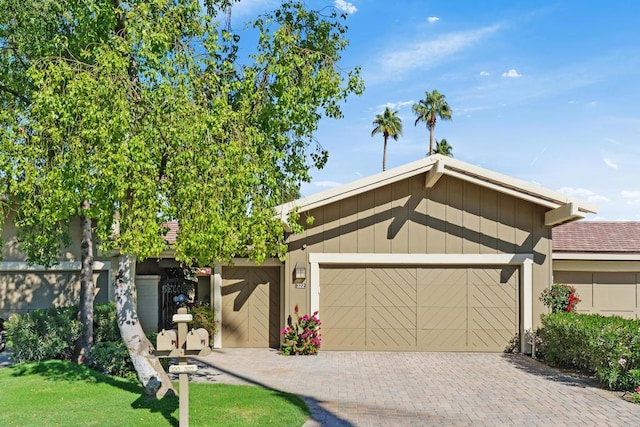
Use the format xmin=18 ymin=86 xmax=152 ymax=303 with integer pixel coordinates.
xmin=164 ymin=221 xmax=179 ymax=245
xmin=552 ymin=221 xmax=640 ymax=253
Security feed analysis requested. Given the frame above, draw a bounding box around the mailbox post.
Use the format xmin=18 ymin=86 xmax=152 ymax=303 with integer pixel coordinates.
xmin=156 ymin=306 xmax=211 ymax=427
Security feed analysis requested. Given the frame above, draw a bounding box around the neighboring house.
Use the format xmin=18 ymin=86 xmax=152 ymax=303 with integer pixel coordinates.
xmin=553 ymin=222 xmax=640 ymax=319
xmin=1 ymin=155 xmax=611 ymax=354
xmin=0 ymin=212 xmax=114 ymax=319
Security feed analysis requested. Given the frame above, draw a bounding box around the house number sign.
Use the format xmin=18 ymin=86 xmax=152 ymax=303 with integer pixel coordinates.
xmin=295 ymin=282 xmax=306 ymax=289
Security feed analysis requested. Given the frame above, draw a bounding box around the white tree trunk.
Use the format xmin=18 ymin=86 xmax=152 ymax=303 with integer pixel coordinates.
xmin=114 ymin=254 xmax=176 ymax=398
xmin=77 ymin=203 xmax=94 ymax=364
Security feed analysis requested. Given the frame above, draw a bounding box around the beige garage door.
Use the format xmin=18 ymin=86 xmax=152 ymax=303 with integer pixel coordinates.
xmin=554 ymin=271 xmax=640 ymax=319
xmin=221 ymin=266 xmax=281 ymax=348
xmin=320 ymin=266 xmax=518 ymax=352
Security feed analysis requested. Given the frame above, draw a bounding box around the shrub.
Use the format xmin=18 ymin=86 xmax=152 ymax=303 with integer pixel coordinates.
xmin=6 ymin=305 xmax=84 ymax=363
xmin=93 ymin=302 xmax=121 ymax=343
xmin=280 ymin=305 xmax=321 ymax=356
xmin=89 ymin=341 xmax=136 ymax=379
xmin=538 ymin=312 xmax=640 ymax=391
xmin=539 ymin=283 xmax=580 ymax=313
xmin=190 ymin=301 xmax=217 ymax=345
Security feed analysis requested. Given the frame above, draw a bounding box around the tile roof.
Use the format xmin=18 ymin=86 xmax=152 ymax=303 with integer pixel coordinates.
xmin=164 ymin=221 xmax=179 ymax=245
xmin=552 ymin=221 xmax=640 ymax=253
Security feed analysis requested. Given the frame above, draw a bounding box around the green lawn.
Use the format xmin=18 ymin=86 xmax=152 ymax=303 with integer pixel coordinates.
xmin=0 ymin=360 xmax=309 ymax=426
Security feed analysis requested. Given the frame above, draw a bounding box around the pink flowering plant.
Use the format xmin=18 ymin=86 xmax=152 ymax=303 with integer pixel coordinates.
xmin=539 ymin=284 xmax=580 ymax=313
xmin=279 ymin=305 xmax=321 ymax=355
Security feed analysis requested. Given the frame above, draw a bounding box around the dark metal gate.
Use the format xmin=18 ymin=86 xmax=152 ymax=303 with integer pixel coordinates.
xmin=159 ymin=277 xmax=198 ymax=330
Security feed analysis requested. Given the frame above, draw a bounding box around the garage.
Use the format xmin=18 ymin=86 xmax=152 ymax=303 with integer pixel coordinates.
xmin=320 ymin=265 xmax=519 ymax=351
xmin=279 ymin=155 xmax=597 ymax=353
xmin=221 ymin=266 xmax=281 ymax=348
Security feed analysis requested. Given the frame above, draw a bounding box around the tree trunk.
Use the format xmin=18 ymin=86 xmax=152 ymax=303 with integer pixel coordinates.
xmin=429 ymin=126 xmax=434 ymax=156
xmin=114 ymin=253 xmax=176 ymax=398
xmin=383 ymin=135 xmax=388 ymax=171
xmin=77 ymin=200 xmax=94 ymax=364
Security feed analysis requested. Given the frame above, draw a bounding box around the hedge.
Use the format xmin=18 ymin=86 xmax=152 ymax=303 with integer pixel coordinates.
xmin=538 ymin=312 xmax=640 ymax=390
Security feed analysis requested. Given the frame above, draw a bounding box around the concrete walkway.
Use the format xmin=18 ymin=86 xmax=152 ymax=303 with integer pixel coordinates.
xmin=188 ymin=349 xmax=640 ymax=427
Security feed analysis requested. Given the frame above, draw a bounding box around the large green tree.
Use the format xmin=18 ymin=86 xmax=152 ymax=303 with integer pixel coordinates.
xmin=412 ymin=89 xmax=452 ymax=156
xmin=0 ymin=0 xmax=362 ymax=398
xmin=371 ymin=107 xmax=402 ymax=171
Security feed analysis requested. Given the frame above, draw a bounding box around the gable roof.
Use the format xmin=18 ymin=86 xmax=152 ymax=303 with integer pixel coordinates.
xmin=276 ymin=154 xmax=597 ymax=228
xmin=553 ymin=221 xmax=640 ymax=253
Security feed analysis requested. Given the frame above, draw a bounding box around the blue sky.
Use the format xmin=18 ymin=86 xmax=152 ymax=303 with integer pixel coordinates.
xmin=231 ymin=1 xmax=640 ymax=221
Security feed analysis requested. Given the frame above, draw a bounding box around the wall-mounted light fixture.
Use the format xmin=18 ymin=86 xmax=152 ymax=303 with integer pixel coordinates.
xmin=294 ymin=262 xmax=306 ymax=283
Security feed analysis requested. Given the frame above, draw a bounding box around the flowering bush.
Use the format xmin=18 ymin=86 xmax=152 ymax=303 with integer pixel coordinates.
xmin=539 ymin=284 xmax=580 ymax=313
xmin=279 ymin=305 xmax=321 ymax=356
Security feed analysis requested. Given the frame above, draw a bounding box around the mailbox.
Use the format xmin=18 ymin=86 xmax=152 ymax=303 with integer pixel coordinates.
xmin=186 ymin=328 xmax=209 ymax=350
xmin=157 ymin=329 xmax=178 ymax=351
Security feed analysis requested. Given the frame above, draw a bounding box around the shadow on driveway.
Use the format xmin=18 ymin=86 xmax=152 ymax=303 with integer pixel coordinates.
xmin=500 ymin=353 xmax=600 ymax=389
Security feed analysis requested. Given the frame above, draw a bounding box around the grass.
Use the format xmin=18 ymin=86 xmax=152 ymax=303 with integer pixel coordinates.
xmin=0 ymin=360 xmax=309 ymax=426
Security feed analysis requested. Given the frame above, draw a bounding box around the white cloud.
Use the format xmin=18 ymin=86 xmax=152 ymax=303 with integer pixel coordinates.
xmin=502 ymin=69 xmax=522 ymax=78
xmin=557 ymin=187 xmax=610 ymax=204
xmin=335 ymin=0 xmax=357 ymax=14
xmin=603 ymin=157 xmax=618 ymax=169
xmin=230 ymin=0 xmax=278 ymax=19
xmin=621 ymin=190 xmax=640 ymax=204
xmin=622 ymin=190 xmax=640 ymax=198
xmin=379 ymin=25 xmax=501 ymax=77
xmin=378 ymin=100 xmax=415 ymax=111
xmin=586 ymin=101 xmax=597 ymax=107
xmin=479 ymin=71 xmax=490 ymax=76
xmin=427 ymin=16 xmax=440 ymax=23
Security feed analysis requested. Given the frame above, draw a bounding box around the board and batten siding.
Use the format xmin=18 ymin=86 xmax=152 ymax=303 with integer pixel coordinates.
xmin=285 ymin=174 xmax=552 ymax=330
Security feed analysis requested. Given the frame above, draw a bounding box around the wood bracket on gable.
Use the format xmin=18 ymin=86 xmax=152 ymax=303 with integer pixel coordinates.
xmin=424 ymin=159 xmax=445 ymax=188
xmin=544 ymin=202 xmax=583 ymax=226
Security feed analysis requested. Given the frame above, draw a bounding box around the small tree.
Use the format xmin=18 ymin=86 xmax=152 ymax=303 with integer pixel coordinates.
xmin=413 ymin=89 xmax=452 ymax=156
xmin=540 ymin=284 xmax=581 ymax=313
xmin=433 ymin=138 xmax=453 ymax=157
xmin=371 ymin=107 xmax=403 ymax=171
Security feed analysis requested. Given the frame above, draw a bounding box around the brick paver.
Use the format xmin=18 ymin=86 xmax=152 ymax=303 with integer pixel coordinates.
xmin=191 ymin=349 xmax=640 ymax=426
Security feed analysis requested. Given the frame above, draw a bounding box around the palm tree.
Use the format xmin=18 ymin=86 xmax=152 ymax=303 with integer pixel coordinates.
xmin=371 ymin=107 xmax=403 ymax=171
xmin=412 ymin=90 xmax=452 ymax=156
xmin=433 ymin=138 xmax=453 ymax=157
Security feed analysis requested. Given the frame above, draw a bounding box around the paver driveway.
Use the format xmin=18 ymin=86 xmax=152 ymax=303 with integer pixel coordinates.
xmin=192 ymin=349 xmax=640 ymax=426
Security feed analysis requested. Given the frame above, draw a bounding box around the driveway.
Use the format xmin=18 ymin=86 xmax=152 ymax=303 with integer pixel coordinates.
xmin=191 ymin=349 xmax=640 ymax=426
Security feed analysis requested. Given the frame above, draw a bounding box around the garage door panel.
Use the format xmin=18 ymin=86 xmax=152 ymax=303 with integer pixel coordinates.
xmin=418 ymin=283 xmax=466 ymax=307
xmin=368 ymin=282 xmax=416 ymax=307
xmin=322 ymin=283 xmax=366 ymax=307
xmin=470 ymin=284 xmax=515 ymax=309
xmin=418 ymin=268 xmax=466 ymax=285
xmin=322 ymin=328 xmax=366 ymax=350
xmin=368 ymin=269 xmax=416 ymax=307
xmin=368 ymin=305 xmax=416 ymax=329
xmin=418 ymin=329 xmax=467 ymax=350
xmin=321 ymin=266 xmax=366 ymax=285
xmin=470 ymin=329 xmax=514 ymax=350
xmin=470 ymin=307 xmax=516 ymax=330
xmin=321 ymin=305 xmax=365 ymax=329
xmin=368 ymin=328 xmax=416 ymax=350
xmin=419 ymin=307 xmax=466 ymax=330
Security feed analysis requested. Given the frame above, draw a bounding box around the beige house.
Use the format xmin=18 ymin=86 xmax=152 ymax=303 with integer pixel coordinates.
xmin=553 ymin=222 xmax=640 ymax=319
xmin=2 ymin=155 xmax=614 ymax=354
